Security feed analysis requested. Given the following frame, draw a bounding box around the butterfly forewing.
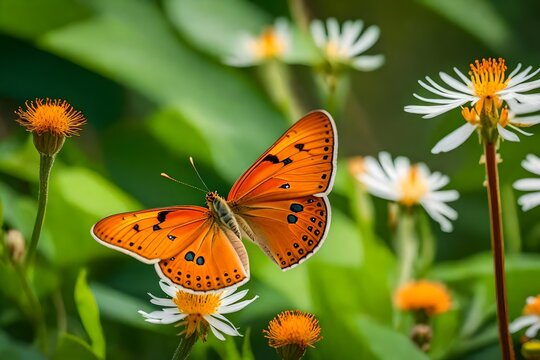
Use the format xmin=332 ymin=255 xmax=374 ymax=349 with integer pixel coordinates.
xmin=227 ymin=110 xmax=336 ymax=203
xmin=92 ymin=206 xmax=250 ymax=293
xmin=91 ymin=206 xmax=210 ymax=263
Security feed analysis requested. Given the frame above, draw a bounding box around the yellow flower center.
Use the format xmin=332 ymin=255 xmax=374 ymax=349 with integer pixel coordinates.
xmin=255 ymin=28 xmax=286 ymax=60
xmin=325 ymin=41 xmax=340 ymax=60
xmin=394 ymin=280 xmax=452 ymax=316
xmin=524 ymin=295 xmax=540 ymax=316
xmin=468 ymin=58 xmax=508 ymax=116
xmin=399 ymin=165 xmax=427 ymax=207
xmin=15 ymin=98 xmax=86 ymax=136
xmin=173 ymin=292 xmax=221 ymax=338
xmin=263 ymin=310 xmax=322 ymax=350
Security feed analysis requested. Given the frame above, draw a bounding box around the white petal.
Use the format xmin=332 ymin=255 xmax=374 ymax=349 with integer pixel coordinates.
xmin=497 ymin=124 xmax=520 ymax=142
xmin=340 ymin=20 xmax=363 ymax=51
xmin=422 ymin=202 xmax=454 ymax=232
xmin=378 ymin=152 xmax=398 ymax=180
xmin=218 ymin=296 xmax=258 ymax=314
xmin=509 ymin=315 xmax=539 ymax=333
xmin=209 ymin=324 xmax=226 ymax=341
xmin=511 ymin=115 xmax=540 ymax=126
xmin=426 ymin=189 xmax=460 ymax=202
xmin=206 ymin=315 xmax=240 ymax=337
xmin=348 ymin=25 xmax=380 ymax=56
xmin=219 ymin=289 xmax=246 ymax=307
xmin=327 ymin=18 xmax=340 ymax=44
xmin=517 ymin=192 xmax=540 ymax=211
xmin=359 ymin=174 xmax=399 ymax=201
xmin=439 ymin=72 xmax=474 ymax=94
xmin=526 ymin=322 xmax=540 ymax=338
xmin=351 ymin=55 xmax=385 ymax=71
xmin=310 ymin=20 xmax=326 ymax=48
xmin=523 ymin=154 xmax=540 ymax=175
xmin=422 ymin=199 xmax=458 ymax=220
xmin=507 ymin=124 xmax=533 ymax=136
xmin=159 ymin=280 xmax=177 ymax=298
xmin=431 ymin=122 xmax=477 ymax=154
xmin=453 ymin=67 xmax=472 ymax=85
xmin=507 ymin=63 xmax=523 ymax=79
xmin=427 ymin=172 xmax=449 ymax=190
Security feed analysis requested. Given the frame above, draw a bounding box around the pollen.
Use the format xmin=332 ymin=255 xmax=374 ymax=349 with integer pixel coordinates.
xmin=174 ymin=291 xmax=221 ymax=316
xmin=254 ymin=28 xmax=286 ymax=60
xmin=264 ymin=310 xmax=322 ymax=349
xmin=469 ymin=58 xmax=508 ymax=99
xmin=524 ymin=295 xmax=540 ymax=316
xmin=399 ymin=165 xmax=428 ymax=207
xmin=15 ymin=98 xmax=86 ymax=137
xmin=394 ymin=280 xmax=452 ymax=316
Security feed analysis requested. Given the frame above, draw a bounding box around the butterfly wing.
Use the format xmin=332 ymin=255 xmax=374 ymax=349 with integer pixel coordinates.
xmin=228 ymin=110 xmax=337 ymax=270
xmin=91 ymin=207 xmax=249 ymax=293
xmin=228 ymin=110 xmax=337 ymax=203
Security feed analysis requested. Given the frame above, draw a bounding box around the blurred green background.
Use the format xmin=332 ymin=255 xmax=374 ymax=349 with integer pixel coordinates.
xmin=1 ymin=0 xmax=540 ymax=359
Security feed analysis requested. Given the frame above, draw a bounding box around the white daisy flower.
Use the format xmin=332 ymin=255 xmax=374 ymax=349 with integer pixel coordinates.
xmin=357 ymin=152 xmax=459 ymax=232
xmin=405 ymin=58 xmax=540 ymax=153
xmin=310 ymin=18 xmax=384 ymax=71
xmin=513 ymin=154 xmax=540 ymax=211
xmin=138 ymin=280 xmax=258 ymax=341
xmin=225 ymin=18 xmax=291 ymax=67
xmin=510 ymin=295 xmax=540 ymax=339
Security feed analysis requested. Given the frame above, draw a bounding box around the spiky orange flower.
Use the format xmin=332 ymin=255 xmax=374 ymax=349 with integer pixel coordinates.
xmin=264 ymin=310 xmax=322 ymax=350
xmin=524 ymin=295 xmax=540 ymax=316
xmin=15 ymin=98 xmax=86 ymax=137
xmin=394 ymin=280 xmax=452 ymax=316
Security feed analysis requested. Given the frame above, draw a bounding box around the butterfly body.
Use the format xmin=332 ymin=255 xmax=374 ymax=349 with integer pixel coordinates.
xmin=92 ymin=110 xmax=337 ymax=293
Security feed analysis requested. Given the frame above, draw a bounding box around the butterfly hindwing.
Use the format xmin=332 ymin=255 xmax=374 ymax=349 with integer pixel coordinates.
xmin=227 ymin=110 xmax=337 ymax=204
xmin=234 ymin=195 xmax=330 ymax=269
xmin=156 ymin=221 xmax=250 ymax=292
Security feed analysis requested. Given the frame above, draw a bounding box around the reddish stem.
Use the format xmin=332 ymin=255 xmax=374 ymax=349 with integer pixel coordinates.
xmin=483 ymin=142 xmax=515 ymax=360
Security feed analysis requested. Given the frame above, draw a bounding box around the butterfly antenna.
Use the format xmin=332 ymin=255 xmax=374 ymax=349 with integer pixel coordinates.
xmin=189 ymin=157 xmax=211 ymax=192
xmin=160 ymin=172 xmax=207 ymax=193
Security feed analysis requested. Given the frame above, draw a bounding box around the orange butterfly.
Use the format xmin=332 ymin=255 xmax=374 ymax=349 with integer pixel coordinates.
xmin=91 ymin=110 xmax=337 ymax=293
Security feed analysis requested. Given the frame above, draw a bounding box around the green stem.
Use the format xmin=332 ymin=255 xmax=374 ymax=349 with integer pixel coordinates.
xmin=483 ymin=142 xmax=515 ymax=360
xmin=171 ymin=333 xmax=198 ymax=360
xmin=395 ymin=209 xmax=418 ymax=286
xmin=259 ymin=61 xmax=303 ymax=124
xmin=13 ymin=262 xmax=48 ymax=353
xmin=25 ymin=153 xmax=55 ymax=267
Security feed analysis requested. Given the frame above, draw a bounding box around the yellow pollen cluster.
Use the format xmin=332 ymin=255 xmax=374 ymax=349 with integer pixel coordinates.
xmin=255 ymin=28 xmax=286 ymax=60
xmin=469 ymin=58 xmax=508 ymax=99
xmin=15 ymin=98 xmax=86 ymax=136
xmin=264 ymin=310 xmax=322 ymax=349
xmin=173 ymin=291 xmax=222 ymax=338
xmin=394 ymin=280 xmax=452 ymax=316
xmin=173 ymin=291 xmax=221 ymax=316
xmin=524 ymin=295 xmax=540 ymax=316
xmin=399 ymin=165 xmax=428 ymax=207
xmin=325 ymin=41 xmax=340 ymax=60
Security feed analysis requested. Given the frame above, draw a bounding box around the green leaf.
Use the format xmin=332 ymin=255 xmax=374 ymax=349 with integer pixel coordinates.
xmin=91 ymin=283 xmax=168 ymax=333
xmin=0 ymin=0 xmax=90 ymax=39
xmin=354 ymin=315 xmax=430 ymax=360
xmin=417 ymin=0 xmax=511 ymax=51
xmin=0 ymin=330 xmax=46 ymax=360
xmin=241 ymin=328 xmax=255 ymax=360
xmin=39 ymin=0 xmax=285 ymax=182
xmin=53 ymin=333 xmax=99 ymax=360
xmin=75 ymin=269 xmax=106 ymax=359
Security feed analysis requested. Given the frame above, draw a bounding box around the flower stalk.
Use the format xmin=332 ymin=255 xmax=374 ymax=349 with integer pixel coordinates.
xmin=483 ymin=141 xmax=514 ymax=360
xmin=395 ymin=209 xmax=418 ymax=286
xmin=171 ymin=333 xmax=198 ymax=360
xmin=25 ymin=153 xmax=55 ymax=267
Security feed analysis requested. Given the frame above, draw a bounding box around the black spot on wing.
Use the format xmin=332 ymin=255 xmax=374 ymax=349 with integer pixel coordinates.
xmin=263 ymin=154 xmax=280 ymax=164
xmin=157 ymin=210 xmax=172 ymax=223
xmin=294 ymin=143 xmax=305 ymax=151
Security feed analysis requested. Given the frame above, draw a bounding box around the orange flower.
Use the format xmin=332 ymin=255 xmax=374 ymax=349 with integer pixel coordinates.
xmin=16 ymin=98 xmax=86 ymax=137
xmin=15 ymin=98 xmax=86 ymax=156
xmin=264 ymin=310 xmax=322 ymax=356
xmin=394 ymin=280 xmax=452 ymax=316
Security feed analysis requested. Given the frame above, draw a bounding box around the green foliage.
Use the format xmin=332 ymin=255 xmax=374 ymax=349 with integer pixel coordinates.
xmin=1 ymin=0 xmax=540 ymax=359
